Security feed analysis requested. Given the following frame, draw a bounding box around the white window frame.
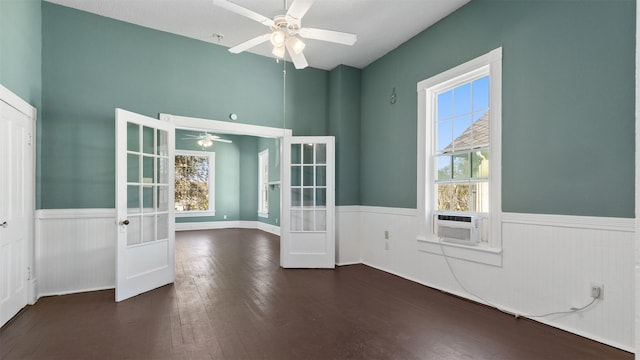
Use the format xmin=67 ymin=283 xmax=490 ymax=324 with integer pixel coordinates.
xmin=416 ymin=48 xmax=503 ymax=265
xmin=174 ymin=150 xmax=215 ymax=217
xmin=258 ymin=149 xmax=269 ymax=218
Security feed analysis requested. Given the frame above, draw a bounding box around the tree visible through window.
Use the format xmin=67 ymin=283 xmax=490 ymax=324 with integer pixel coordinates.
xmin=175 ymin=152 xmax=213 ymax=212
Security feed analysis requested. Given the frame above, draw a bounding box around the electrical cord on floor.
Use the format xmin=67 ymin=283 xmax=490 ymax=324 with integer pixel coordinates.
xmin=438 ymin=239 xmax=599 ymax=319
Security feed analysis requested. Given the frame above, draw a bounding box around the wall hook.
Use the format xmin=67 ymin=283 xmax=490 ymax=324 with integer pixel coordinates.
xmin=390 ymin=87 xmax=397 ymax=104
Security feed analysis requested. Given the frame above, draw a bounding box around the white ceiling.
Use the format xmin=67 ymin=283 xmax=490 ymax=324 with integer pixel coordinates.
xmin=45 ymin=0 xmax=470 ymax=71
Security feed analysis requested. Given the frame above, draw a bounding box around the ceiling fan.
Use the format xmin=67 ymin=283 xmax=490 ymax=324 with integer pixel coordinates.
xmin=182 ymin=132 xmax=232 ymax=148
xmin=212 ymin=0 xmax=357 ymax=69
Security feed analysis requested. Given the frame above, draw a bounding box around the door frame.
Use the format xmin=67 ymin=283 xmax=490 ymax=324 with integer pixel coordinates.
xmin=0 ymin=84 xmax=37 ymax=308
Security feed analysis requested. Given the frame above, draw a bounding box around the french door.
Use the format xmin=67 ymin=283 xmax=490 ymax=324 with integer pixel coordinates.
xmin=115 ymin=109 xmax=175 ymax=302
xmin=281 ymin=136 xmax=335 ymax=268
xmin=0 ymin=92 xmax=34 ymax=327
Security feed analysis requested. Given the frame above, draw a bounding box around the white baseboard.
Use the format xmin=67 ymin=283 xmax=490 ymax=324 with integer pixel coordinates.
xmin=28 ymin=279 xmax=37 ymax=305
xmin=37 ymin=285 xmax=115 ymax=298
xmin=176 ymin=220 xmax=281 ymax=235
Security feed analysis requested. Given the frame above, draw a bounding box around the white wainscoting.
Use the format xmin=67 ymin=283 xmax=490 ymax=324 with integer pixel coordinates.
xmin=356 ymin=206 xmax=635 ymax=352
xmin=36 ymin=209 xmax=117 ymax=297
xmin=336 ymin=206 xmax=361 ymax=265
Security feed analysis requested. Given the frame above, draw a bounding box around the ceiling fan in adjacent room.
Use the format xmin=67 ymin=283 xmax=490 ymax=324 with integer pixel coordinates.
xmin=182 ymin=132 xmax=232 ymax=148
xmin=212 ymin=0 xmax=357 ymax=69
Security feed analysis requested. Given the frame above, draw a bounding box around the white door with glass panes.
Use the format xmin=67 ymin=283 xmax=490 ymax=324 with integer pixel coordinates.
xmin=115 ymin=109 xmax=175 ymax=302
xmin=281 ymin=136 xmax=335 ymax=268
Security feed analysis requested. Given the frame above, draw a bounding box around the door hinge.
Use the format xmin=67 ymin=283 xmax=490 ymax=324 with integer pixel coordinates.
xmin=27 ymin=266 xmax=31 ymax=280
xmin=27 ymin=132 xmax=33 ymax=146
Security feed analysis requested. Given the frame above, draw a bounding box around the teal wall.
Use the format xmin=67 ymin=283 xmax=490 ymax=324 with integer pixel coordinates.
xmin=1 ymin=0 xmax=42 ymax=207
xmin=40 ymin=2 xmax=329 ymax=209
xmin=360 ymin=0 xmax=635 ymax=217
xmin=329 ymin=65 xmax=361 ymax=205
xmin=238 ymin=136 xmax=259 ymax=221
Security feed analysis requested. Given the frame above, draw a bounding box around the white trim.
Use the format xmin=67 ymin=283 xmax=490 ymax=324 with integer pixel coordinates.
xmin=416 ymin=237 xmax=503 ymax=267
xmin=257 ymin=211 xmax=269 ymax=218
xmin=38 ymin=286 xmax=115 ymax=298
xmin=161 ymin=113 xmax=293 ymax=138
xmin=336 ymin=261 xmax=361 ymax=266
xmin=37 ymin=208 xmax=116 ymax=220
xmin=336 ymin=205 xmax=361 ymax=213
xmin=176 ymin=220 xmax=281 ymax=236
xmin=502 ymin=212 xmax=635 ymax=232
xmin=358 ymin=206 xmax=417 ymax=217
xmin=0 ymin=83 xmax=37 ymax=119
xmin=257 ymin=221 xmax=281 ymax=236
xmin=258 ymin=148 xmax=269 ymax=215
xmin=635 ymin=1 xmax=640 ymax=357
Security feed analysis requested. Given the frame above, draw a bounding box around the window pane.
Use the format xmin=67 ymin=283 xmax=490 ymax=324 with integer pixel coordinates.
xmin=471 ymin=151 xmax=490 ymax=178
xmin=315 ymin=210 xmax=326 ymax=231
xmin=316 ymin=166 xmax=326 ymax=186
xmin=316 ymin=188 xmax=326 ymax=206
xmin=127 ymin=216 xmax=141 ymax=246
xmin=291 ymin=188 xmax=301 ymax=207
xmin=291 ymin=166 xmax=301 ymax=186
xmin=303 ymin=210 xmax=314 ymax=231
xmin=127 ymin=123 xmax=139 ymax=152
xmin=291 ymin=210 xmax=302 ymax=231
xmin=143 ymin=215 xmax=155 ymax=243
xmin=472 ymin=111 xmax=490 ymax=148
xmin=143 ymin=186 xmax=154 ymax=212
xmin=143 ymin=156 xmax=155 ymax=183
xmin=157 ymin=130 xmax=168 ymax=156
xmin=437 ymin=184 xmax=452 ymax=211
xmin=472 ymin=181 xmax=490 ymax=212
xmin=303 ymin=166 xmax=314 ymax=186
xmin=175 ymin=154 xmax=210 ymax=212
xmin=452 ymin=115 xmax=472 ymax=151
xmin=291 ymin=144 xmax=301 ymax=164
xmin=157 ymin=186 xmax=168 ymax=210
xmin=453 ymin=153 xmax=470 ymax=179
xmin=157 ymin=158 xmax=168 ymax=184
xmin=316 ymin=144 xmax=326 ymax=164
xmin=453 ymin=83 xmax=471 ymax=116
xmin=303 ymin=144 xmax=314 ymax=164
xmin=452 ymin=183 xmax=470 ymax=211
xmin=128 ymin=185 xmax=140 ymax=213
xmin=472 ymin=76 xmax=490 ymax=111
xmin=303 ymin=188 xmax=314 ymax=207
xmin=437 ymin=120 xmax=453 ymax=153
xmin=127 ymin=154 xmax=139 ymax=183
xmin=437 ymin=90 xmax=453 ymax=120
xmin=143 ymin=126 xmax=154 ymax=154
xmin=437 ymin=156 xmax=452 ymax=180
xmin=157 ymin=213 xmax=168 ymax=240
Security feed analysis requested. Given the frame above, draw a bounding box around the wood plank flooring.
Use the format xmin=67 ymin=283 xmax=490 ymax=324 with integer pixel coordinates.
xmin=0 ymin=228 xmax=633 ymax=359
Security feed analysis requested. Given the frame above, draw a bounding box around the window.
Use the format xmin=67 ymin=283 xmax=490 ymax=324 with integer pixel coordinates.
xmin=258 ymin=149 xmax=269 ymax=218
xmin=174 ymin=150 xmax=215 ymax=216
xmin=417 ymin=48 xmax=502 ymax=259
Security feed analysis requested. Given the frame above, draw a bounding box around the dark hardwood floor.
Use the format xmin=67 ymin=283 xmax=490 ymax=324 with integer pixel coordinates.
xmin=0 ymin=228 xmax=633 ymax=359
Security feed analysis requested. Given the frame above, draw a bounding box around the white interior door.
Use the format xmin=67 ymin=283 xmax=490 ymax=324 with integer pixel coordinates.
xmin=281 ymin=136 xmax=335 ymax=268
xmin=0 ymin=95 xmax=34 ymax=326
xmin=115 ymin=109 xmax=175 ymax=302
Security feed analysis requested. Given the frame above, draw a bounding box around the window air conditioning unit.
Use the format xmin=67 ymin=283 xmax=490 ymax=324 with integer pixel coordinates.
xmin=436 ymin=214 xmax=480 ymax=245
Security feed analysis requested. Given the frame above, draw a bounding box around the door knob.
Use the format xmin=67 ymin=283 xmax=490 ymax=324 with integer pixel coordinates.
xmin=1 ymin=221 xmax=7 ymax=228
xmin=121 ymin=219 xmax=130 ymax=226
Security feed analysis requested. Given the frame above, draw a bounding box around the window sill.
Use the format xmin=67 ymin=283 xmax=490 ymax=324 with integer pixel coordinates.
xmin=416 ymin=235 xmax=502 ymax=267
xmin=176 ymin=211 xmax=216 ymax=218
xmin=258 ymin=211 xmax=269 ymax=218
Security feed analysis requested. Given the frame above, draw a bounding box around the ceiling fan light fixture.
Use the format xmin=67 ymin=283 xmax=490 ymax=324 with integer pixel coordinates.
xmin=287 ymin=36 xmax=306 ymax=54
xmin=197 ymin=139 xmax=213 ymax=148
xmin=270 ymin=30 xmax=286 ymax=47
xmin=272 ymin=45 xmax=286 ymax=58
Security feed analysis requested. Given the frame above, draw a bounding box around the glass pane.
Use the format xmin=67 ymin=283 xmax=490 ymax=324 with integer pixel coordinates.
xmin=303 ymin=144 xmax=314 ymax=164
xmin=157 ymin=129 xmax=168 ymax=156
xmin=127 ymin=185 xmax=140 ymax=213
xmin=452 ymin=115 xmax=472 ymax=150
xmin=453 ymin=183 xmax=470 ymax=211
xmin=316 ymin=144 xmax=326 ymax=164
xmin=143 ymin=156 xmax=155 ymax=183
xmin=471 ymin=151 xmax=490 ymax=178
xmin=303 ymin=166 xmax=314 ymax=186
xmin=472 ymin=76 xmax=490 ymax=111
xmin=316 ymin=166 xmax=326 ymax=186
xmin=437 ymin=120 xmax=452 ymax=153
xmin=143 ymin=215 xmax=155 ymax=243
xmin=157 ymin=158 xmax=168 ymax=184
xmin=303 ymin=210 xmax=314 ymax=231
xmin=291 ymin=210 xmax=303 ymax=231
xmin=437 ymin=90 xmax=453 ymax=120
xmin=437 ymin=156 xmax=452 ymax=180
xmin=157 ymin=213 xmax=168 ymax=240
xmin=469 ymin=183 xmax=478 ymax=213
xmin=437 ymin=184 xmax=452 ymax=211
xmin=291 ymin=188 xmax=302 ymax=207
xmin=127 ymin=123 xmax=139 ymax=152
xmin=291 ymin=166 xmax=301 ymax=186
xmin=126 ymin=216 xmax=141 ymax=246
xmin=127 ymin=154 xmax=139 ymax=183
xmin=143 ymin=186 xmax=154 ymax=212
xmin=472 ymin=111 xmax=489 ymax=147
xmin=453 ymin=82 xmax=471 ymax=116
xmin=157 ymin=186 xmax=169 ymax=210
xmin=315 ymin=210 xmax=326 ymax=231
xmin=291 ymin=144 xmax=301 ymax=164
xmin=453 ymin=153 xmax=470 ymax=179
xmin=316 ymin=188 xmax=326 ymax=206
xmin=473 ymin=181 xmax=490 ymax=212
xmin=303 ymin=188 xmax=314 ymax=207
xmin=143 ymin=126 xmax=154 ymax=154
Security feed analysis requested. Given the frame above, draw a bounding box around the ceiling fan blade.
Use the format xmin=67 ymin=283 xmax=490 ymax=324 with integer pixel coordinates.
xmin=299 ymin=27 xmax=357 ymax=46
xmin=213 ymin=139 xmax=233 ymax=143
xmin=285 ymin=0 xmax=315 ymax=22
xmin=286 ymin=43 xmax=308 ymax=69
xmin=229 ymin=33 xmax=271 ymax=54
xmin=212 ymin=0 xmax=275 ymax=27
